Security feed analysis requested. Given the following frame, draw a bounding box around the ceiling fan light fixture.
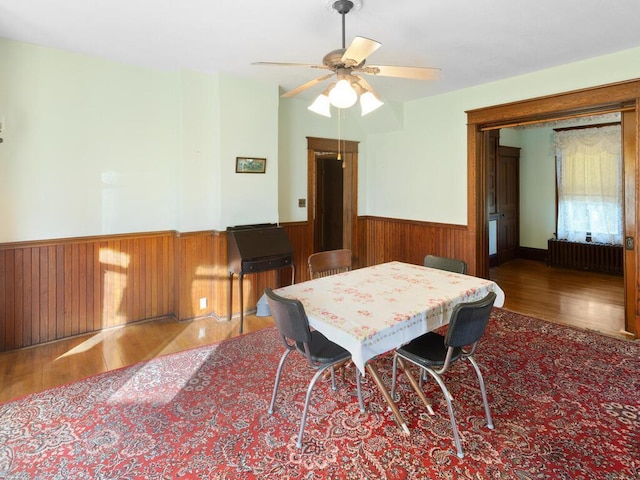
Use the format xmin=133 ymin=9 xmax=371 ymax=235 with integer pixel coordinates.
xmin=328 ymin=79 xmax=358 ymax=108
xmin=360 ymin=90 xmax=384 ymax=116
xmin=308 ymin=93 xmax=332 ymax=117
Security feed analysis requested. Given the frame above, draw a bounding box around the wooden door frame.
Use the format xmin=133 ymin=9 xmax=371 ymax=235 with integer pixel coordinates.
xmin=306 ymin=137 xmax=359 ymax=259
xmin=467 ymin=79 xmax=640 ymax=337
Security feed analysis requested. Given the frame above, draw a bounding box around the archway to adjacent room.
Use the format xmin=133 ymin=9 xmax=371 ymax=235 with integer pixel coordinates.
xmin=467 ymin=79 xmax=640 ymax=337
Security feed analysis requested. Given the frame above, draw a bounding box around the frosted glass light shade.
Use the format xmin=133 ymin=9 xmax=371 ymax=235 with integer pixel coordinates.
xmin=328 ymin=79 xmax=358 ymax=108
xmin=308 ymin=94 xmax=332 ymax=117
xmin=360 ymin=91 xmax=384 ymax=115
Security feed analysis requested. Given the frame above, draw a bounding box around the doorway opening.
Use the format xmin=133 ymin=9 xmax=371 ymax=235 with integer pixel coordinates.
xmin=466 ymin=79 xmax=639 ymax=337
xmin=315 ymin=154 xmax=344 ymax=252
xmin=306 ymin=136 xmax=359 ymax=260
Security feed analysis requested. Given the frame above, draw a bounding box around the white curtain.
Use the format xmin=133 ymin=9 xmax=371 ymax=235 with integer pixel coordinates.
xmin=554 ymin=125 xmax=622 ymax=245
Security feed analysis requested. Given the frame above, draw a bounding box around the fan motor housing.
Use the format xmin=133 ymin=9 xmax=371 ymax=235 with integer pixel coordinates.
xmin=323 ymin=49 xmax=364 ymax=69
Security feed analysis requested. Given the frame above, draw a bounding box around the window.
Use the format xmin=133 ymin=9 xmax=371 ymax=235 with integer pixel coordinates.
xmin=554 ymin=125 xmax=622 ymax=245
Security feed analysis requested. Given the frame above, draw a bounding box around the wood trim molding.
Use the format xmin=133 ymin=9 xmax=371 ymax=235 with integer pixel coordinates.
xmin=467 ymin=78 xmax=640 ymax=127
xmin=306 ymin=136 xmax=359 ymax=258
xmin=358 ymin=215 xmax=468 ymax=230
xmin=467 ymin=78 xmax=640 ymax=337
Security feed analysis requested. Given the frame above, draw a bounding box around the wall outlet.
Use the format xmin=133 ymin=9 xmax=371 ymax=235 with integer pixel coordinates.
xmin=199 ymin=297 xmax=207 ymax=310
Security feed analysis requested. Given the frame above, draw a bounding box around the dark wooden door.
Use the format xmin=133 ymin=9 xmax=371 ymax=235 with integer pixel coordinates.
xmin=315 ymin=155 xmax=344 ymax=252
xmin=496 ymin=146 xmax=520 ymax=264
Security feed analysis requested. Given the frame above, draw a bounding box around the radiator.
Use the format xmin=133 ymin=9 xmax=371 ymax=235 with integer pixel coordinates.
xmin=547 ymin=238 xmax=623 ymax=275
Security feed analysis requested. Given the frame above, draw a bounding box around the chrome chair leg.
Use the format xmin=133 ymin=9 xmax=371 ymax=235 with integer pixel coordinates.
xmin=356 ymin=369 xmax=365 ymax=413
xmin=424 ymin=368 xmax=465 ymax=459
xmin=467 ymin=356 xmax=494 ymax=429
xmin=390 ymin=354 xmax=399 ymax=400
xmin=268 ymin=350 xmax=292 ymax=414
xmin=297 ymin=365 xmax=333 ymax=448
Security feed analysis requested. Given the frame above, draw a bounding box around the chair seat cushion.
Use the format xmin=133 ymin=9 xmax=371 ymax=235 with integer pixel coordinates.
xmin=296 ymin=331 xmax=351 ymax=364
xmin=397 ymin=332 xmax=462 ymax=368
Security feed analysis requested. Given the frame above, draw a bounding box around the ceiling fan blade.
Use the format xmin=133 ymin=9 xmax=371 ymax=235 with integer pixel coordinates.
xmin=252 ymin=61 xmax=327 ymax=69
xmin=281 ymin=74 xmax=334 ymax=98
xmin=360 ymin=65 xmax=441 ymax=80
xmin=341 ymin=36 xmax=381 ymax=66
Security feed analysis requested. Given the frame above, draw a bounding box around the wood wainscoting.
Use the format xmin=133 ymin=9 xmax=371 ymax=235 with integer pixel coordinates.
xmin=357 ymin=216 xmax=472 ymax=269
xmin=0 ymin=230 xmax=284 ymax=352
xmin=0 ymin=232 xmax=177 ymax=351
xmin=0 ymin=217 xmax=470 ymax=352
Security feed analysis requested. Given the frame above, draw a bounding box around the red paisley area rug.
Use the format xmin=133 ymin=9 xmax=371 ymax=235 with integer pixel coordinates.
xmin=1 ymin=309 xmax=639 ymax=479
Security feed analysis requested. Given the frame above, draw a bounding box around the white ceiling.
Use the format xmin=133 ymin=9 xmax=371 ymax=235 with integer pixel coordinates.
xmin=2 ymin=0 xmax=640 ymax=103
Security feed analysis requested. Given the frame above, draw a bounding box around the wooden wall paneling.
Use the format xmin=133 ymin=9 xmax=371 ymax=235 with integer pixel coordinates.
xmin=212 ymin=231 xmax=227 ymax=319
xmin=103 ymin=239 xmax=115 ymax=328
xmin=0 ymin=250 xmax=5 ymax=351
xmin=44 ymin=245 xmax=55 ymax=343
xmin=10 ymin=248 xmax=18 ymax=349
xmin=356 ymin=216 xmax=469 ymax=268
xmin=13 ymin=248 xmax=22 ymax=347
xmin=623 ymin=107 xmax=639 ymax=336
xmin=177 ymin=234 xmax=190 ymax=321
xmin=55 ymin=244 xmax=64 ymax=342
xmin=0 ymin=250 xmax=6 ymax=352
xmin=282 ymin=222 xmax=313 ymax=283
xmin=0 ymin=251 xmax=4 ymax=351
xmin=175 ymin=231 xmax=217 ymax=322
xmin=91 ymin=243 xmax=100 ymax=334
xmin=78 ymin=242 xmax=87 ymax=336
xmin=0 ymin=231 xmax=178 ymax=352
xmin=22 ymin=247 xmax=32 ymax=347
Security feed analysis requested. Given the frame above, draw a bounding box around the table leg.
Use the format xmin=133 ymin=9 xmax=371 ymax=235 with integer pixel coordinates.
xmin=365 ymin=363 xmax=410 ymax=435
xmin=396 ymin=357 xmax=435 ymax=416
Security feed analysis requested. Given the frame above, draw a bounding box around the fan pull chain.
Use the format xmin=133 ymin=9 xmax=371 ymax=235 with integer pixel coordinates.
xmin=337 ymin=109 xmax=346 ymax=168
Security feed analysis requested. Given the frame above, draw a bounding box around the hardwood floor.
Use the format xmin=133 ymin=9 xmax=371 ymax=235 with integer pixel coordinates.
xmin=0 ymin=314 xmax=274 ymax=404
xmin=0 ymin=258 xmax=630 ymax=404
xmin=490 ymin=258 xmax=626 ymax=339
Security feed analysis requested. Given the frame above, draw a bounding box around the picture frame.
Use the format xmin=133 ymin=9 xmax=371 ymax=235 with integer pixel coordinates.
xmin=235 ymin=157 xmax=266 ymax=174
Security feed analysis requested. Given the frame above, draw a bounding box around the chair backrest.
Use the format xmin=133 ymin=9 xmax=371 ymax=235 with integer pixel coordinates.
xmin=445 ymin=291 xmax=496 ymax=349
xmin=424 ymin=254 xmax=467 ymax=274
xmin=308 ymin=249 xmax=352 ymax=279
xmin=265 ymin=288 xmax=312 ymax=346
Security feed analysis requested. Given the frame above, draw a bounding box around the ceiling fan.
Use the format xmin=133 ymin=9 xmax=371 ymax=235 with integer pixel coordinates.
xmin=252 ymin=0 xmax=440 ymax=116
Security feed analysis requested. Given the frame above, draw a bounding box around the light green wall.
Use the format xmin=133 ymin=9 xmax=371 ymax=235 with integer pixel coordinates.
xmin=179 ymin=70 xmax=221 ymax=231
xmin=277 ymin=98 xmax=372 ymax=222
xmin=0 ymin=38 xmax=180 ymax=242
xmin=354 ymin=46 xmax=640 ymax=227
xmin=218 ymin=73 xmax=280 ymax=229
xmin=3 ymin=36 xmax=640 ymax=243
xmin=510 ymin=127 xmax=557 ymax=249
xmin=0 ymin=38 xmax=280 ymax=242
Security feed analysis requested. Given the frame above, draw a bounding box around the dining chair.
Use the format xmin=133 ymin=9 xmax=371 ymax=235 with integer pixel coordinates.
xmin=390 ymin=291 xmax=497 ymax=458
xmin=264 ymin=288 xmax=365 ymax=448
xmin=423 ymin=254 xmax=467 ymax=274
xmin=308 ymin=249 xmax=352 ymax=279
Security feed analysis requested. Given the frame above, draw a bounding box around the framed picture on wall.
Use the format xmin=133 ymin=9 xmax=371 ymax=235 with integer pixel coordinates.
xmin=236 ymin=157 xmax=266 ymax=174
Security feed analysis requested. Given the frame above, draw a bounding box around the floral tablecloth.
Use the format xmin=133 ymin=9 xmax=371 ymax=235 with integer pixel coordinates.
xmin=275 ymin=261 xmax=505 ymax=374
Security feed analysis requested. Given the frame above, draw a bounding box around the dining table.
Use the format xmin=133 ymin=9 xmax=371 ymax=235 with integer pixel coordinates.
xmin=274 ymin=260 xmax=505 ymax=434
